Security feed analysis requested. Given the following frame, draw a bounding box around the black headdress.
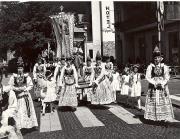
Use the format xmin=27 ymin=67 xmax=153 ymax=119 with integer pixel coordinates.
xmin=153 ymin=45 xmax=163 ymax=61
xmin=17 ymin=57 xmax=24 ymax=68
xmin=87 ymin=55 xmax=91 ymax=62
xmin=61 ymin=55 xmax=66 ymax=60
xmin=96 ymin=51 xmax=101 ymax=61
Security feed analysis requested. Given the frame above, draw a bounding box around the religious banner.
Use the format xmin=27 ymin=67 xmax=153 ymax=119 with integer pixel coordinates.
xmin=50 ymin=13 xmax=74 ymax=58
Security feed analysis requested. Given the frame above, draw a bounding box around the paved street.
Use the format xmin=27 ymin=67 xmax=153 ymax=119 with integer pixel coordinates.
xmin=1 ymin=74 xmax=180 ymax=139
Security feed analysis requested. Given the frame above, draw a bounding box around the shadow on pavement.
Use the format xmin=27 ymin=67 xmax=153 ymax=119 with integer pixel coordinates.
xmin=133 ymin=115 xmax=180 ymax=128
xmin=58 ymin=106 xmax=76 ymax=112
xmin=87 ymin=104 xmax=110 ymax=110
xmin=21 ymin=127 xmax=38 ymax=135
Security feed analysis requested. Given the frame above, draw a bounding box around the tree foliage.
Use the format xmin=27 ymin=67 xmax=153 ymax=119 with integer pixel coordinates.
xmin=0 ymin=2 xmax=63 ymax=64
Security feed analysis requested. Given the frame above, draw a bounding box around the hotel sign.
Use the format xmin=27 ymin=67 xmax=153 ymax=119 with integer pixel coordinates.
xmin=105 ymin=6 xmax=111 ymax=30
xmin=101 ymin=1 xmax=115 ymax=41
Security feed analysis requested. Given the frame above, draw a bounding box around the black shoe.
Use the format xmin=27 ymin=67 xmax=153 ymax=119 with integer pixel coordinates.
xmin=133 ymin=115 xmax=139 ymax=118
xmin=137 ymin=108 xmax=143 ymax=112
xmin=71 ymin=107 xmax=77 ymax=112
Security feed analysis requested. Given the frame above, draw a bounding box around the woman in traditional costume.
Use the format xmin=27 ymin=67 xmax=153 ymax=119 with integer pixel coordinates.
xmin=8 ymin=57 xmax=38 ymax=129
xmin=33 ymin=56 xmax=46 ymax=101
xmin=58 ymin=57 xmax=79 ymax=111
xmin=54 ymin=55 xmax=66 ymax=98
xmin=130 ymin=64 xmax=142 ymax=110
xmin=82 ymin=56 xmax=94 ymax=102
xmin=144 ymin=46 xmax=174 ymax=121
xmin=91 ymin=52 xmax=113 ymax=105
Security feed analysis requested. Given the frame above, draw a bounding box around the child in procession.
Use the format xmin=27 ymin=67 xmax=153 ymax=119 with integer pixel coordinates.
xmin=130 ymin=64 xmax=142 ymax=110
xmin=121 ymin=66 xmax=131 ymax=105
xmin=41 ymin=70 xmax=57 ymax=115
xmin=111 ymin=66 xmax=121 ymax=103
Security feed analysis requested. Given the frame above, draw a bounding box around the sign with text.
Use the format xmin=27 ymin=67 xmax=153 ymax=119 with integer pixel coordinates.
xmin=101 ymin=1 xmax=115 ymax=41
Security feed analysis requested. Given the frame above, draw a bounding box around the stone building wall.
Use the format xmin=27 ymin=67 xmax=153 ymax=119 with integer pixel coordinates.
xmin=103 ymin=41 xmax=115 ymax=58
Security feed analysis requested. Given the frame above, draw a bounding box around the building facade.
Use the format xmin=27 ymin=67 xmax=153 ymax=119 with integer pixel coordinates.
xmin=114 ymin=2 xmax=180 ymax=67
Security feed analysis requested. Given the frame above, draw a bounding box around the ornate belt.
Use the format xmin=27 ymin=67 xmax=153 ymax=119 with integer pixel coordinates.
xmin=17 ymin=94 xmax=31 ymax=117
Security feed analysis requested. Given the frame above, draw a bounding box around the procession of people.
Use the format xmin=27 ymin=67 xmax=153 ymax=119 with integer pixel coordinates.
xmin=0 ymin=46 xmax=175 ymax=138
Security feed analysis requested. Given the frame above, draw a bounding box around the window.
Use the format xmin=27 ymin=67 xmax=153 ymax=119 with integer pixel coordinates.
xmin=89 ymin=49 xmax=93 ymax=58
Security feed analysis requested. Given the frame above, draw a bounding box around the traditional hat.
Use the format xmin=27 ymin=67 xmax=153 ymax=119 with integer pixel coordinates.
xmin=96 ymin=51 xmax=101 ymax=61
xmin=48 ymin=56 xmax=54 ymax=62
xmin=133 ymin=64 xmax=140 ymax=69
xmin=87 ymin=55 xmax=91 ymax=62
xmin=17 ymin=56 xmax=24 ymax=67
xmin=37 ymin=54 xmax=43 ymax=62
xmin=104 ymin=53 xmax=110 ymax=59
xmin=66 ymin=56 xmax=73 ymax=61
xmin=45 ymin=70 xmax=53 ymax=78
xmin=61 ymin=55 xmax=66 ymax=60
xmin=153 ymin=45 xmax=163 ymax=61
xmin=153 ymin=45 xmax=161 ymax=58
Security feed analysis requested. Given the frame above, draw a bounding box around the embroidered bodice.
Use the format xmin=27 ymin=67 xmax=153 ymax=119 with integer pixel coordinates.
xmin=84 ymin=66 xmax=93 ymax=76
xmin=36 ymin=64 xmax=45 ymax=73
xmin=14 ymin=75 xmax=27 ymax=87
xmin=105 ymin=62 xmax=113 ymax=70
xmin=151 ymin=66 xmax=164 ymax=77
xmin=46 ymin=65 xmax=55 ymax=74
xmin=94 ymin=65 xmax=102 ymax=79
xmin=63 ymin=66 xmax=76 ymax=85
xmin=64 ymin=67 xmax=74 ymax=77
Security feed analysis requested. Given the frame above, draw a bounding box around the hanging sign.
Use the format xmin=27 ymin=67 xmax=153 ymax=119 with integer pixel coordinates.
xmin=101 ymin=1 xmax=115 ymax=41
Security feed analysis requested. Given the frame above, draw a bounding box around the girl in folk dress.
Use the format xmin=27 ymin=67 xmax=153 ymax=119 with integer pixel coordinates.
xmin=111 ymin=66 xmax=121 ymax=103
xmin=91 ymin=52 xmax=113 ymax=105
xmin=144 ymin=46 xmax=174 ymax=121
xmin=130 ymin=64 xmax=142 ymax=110
xmin=41 ymin=70 xmax=57 ymax=115
xmin=54 ymin=55 xmax=66 ymax=99
xmin=82 ymin=56 xmax=94 ymax=102
xmin=121 ymin=66 xmax=131 ymax=105
xmin=33 ymin=57 xmax=46 ymax=101
xmin=58 ymin=57 xmax=79 ymax=111
xmin=8 ymin=57 xmax=38 ymax=129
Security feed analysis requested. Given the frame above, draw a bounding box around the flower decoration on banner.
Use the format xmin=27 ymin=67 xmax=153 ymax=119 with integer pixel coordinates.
xmin=157 ymin=2 xmax=164 ymax=31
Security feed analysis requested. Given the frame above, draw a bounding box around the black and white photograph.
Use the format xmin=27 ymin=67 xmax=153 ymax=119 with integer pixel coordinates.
xmin=0 ymin=1 xmax=180 ymax=139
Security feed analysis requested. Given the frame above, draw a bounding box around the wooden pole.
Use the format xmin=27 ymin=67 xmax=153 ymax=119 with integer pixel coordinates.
xmin=157 ymin=1 xmax=161 ymax=52
xmin=157 ymin=1 xmax=164 ymax=54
